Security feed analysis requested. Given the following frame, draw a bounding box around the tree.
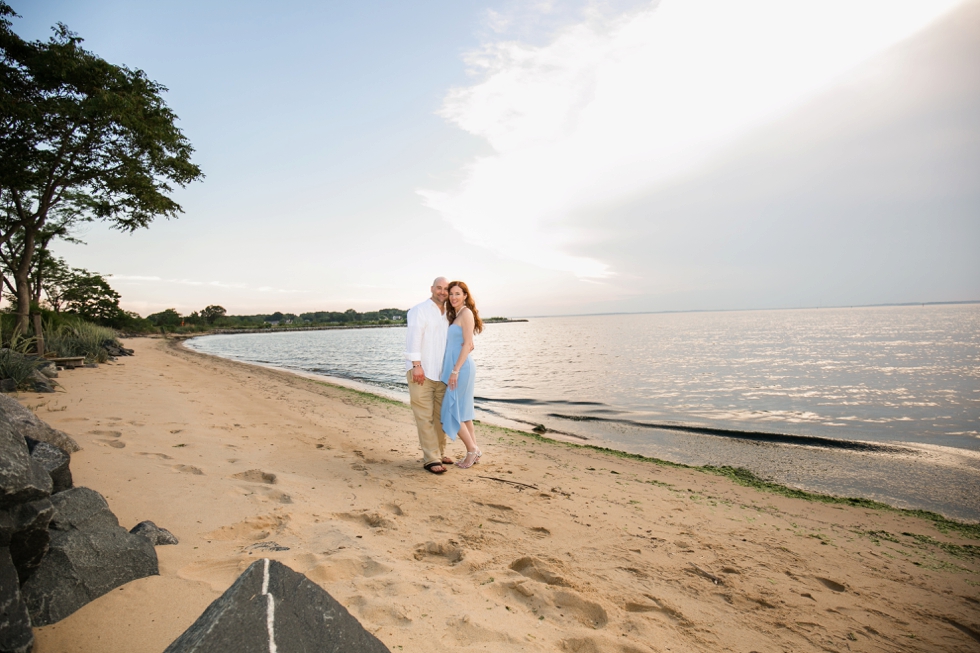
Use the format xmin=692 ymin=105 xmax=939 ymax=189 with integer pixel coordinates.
xmin=201 ymin=304 xmax=226 ymax=325
xmin=147 ymin=308 xmax=181 ymax=327
xmin=36 ymin=257 xmax=123 ymax=322
xmin=59 ymin=269 xmax=122 ymax=322
xmin=0 ymin=3 xmax=203 ymax=333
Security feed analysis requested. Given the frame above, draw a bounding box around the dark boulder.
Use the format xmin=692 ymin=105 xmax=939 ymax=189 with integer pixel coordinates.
xmin=26 ymin=439 xmax=72 ymax=495
xmin=0 ymin=380 xmax=16 ymax=394
xmin=164 ymin=558 xmax=390 ymax=653
xmin=130 ymin=520 xmax=179 ymax=545
xmin=21 ymin=526 xmax=159 ymax=626
xmin=0 ymin=420 xmax=52 ymax=510
xmin=103 ymin=344 xmax=134 ymax=357
xmin=0 ymin=394 xmax=79 ymax=454
xmin=48 ymin=487 xmax=118 ymax=532
xmin=6 ymin=499 xmax=54 ymax=584
xmin=26 ymin=371 xmax=53 ymax=393
xmin=0 ymin=547 xmax=33 ymax=653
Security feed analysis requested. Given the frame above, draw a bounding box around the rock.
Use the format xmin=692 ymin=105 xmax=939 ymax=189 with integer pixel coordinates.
xmin=26 ymin=439 xmax=72 ymax=494
xmin=48 ymin=487 xmax=119 ymax=532
xmin=102 ymin=344 xmax=134 ymax=358
xmin=0 ymin=418 xmax=52 ymax=509
xmin=37 ymin=363 xmax=58 ymax=379
xmin=0 ymin=380 xmax=16 ymax=394
xmin=21 ymin=527 xmax=159 ymax=626
xmin=0 ymin=394 xmax=80 ymax=453
xmin=27 ymin=370 xmax=54 ymax=393
xmin=130 ymin=520 xmax=179 ymax=546
xmin=164 ymin=558 xmax=390 ymax=653
xmin=7 ymin=499 xmax=54 ymax=584
xmin=0 ymin=547 xmax=33 ymax=653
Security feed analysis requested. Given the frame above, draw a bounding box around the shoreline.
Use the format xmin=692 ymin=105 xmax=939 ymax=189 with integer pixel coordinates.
xmin=23 ymin=337 xmax=980 ymax=653
xmin=185 ymin=336 xmax=980 ymax=523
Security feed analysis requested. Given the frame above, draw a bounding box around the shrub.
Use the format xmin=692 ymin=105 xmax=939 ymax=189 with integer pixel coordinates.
xmin=0 ymin=348 xmax=42 ymax=389
xmin=43 ymin=318 xmax=120 ymax=363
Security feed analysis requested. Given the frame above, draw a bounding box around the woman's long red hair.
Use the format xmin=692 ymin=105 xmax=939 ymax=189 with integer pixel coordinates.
xmin=445 ymin=281 xmax=483 ymax=334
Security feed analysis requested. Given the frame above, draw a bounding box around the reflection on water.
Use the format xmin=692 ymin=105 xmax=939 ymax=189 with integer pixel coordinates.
xmin=188 ymin=304 xmax=980 ymax=452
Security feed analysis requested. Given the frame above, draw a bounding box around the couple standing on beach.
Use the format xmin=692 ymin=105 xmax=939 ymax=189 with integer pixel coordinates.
xmin=405 ymin=277 xmax=485 ymax=474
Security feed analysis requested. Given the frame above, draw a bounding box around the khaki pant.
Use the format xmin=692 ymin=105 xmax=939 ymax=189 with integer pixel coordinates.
xmin=407 ymin=371 xmax=447 ymax=466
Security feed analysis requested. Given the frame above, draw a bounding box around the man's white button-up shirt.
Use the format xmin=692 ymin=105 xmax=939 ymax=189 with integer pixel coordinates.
xmin=405 ymin=298 xmax=449 ymax=382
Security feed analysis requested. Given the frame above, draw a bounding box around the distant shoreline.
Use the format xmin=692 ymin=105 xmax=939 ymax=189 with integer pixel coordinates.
xmin=200 ymin=318 xmax=528 ymax=336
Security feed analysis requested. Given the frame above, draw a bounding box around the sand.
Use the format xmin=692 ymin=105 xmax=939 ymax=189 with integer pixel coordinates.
xmin=17 ymin=337 xmax=979 ymax=652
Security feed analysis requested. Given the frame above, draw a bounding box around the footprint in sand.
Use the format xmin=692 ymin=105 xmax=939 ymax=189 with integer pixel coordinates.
xmin=89 ymin=429 xmax=122 ymax=437
xmin=173 ymin=464 xmax=204 ymax=475
xmin=440 ymin=615 xmax=520 ymax=647
xmin=335 ymin=511 xmax=393 ymax=529
xmin=627 ymin=594 xmax=692 ymax=626
xmin=307 ymin=555 xmax=393 ymax=584
xmin=231 ymin=469 xmax=277 ymax=484
xmin=207 ymin=513 xmax=290 ymax=542
xmin=561 ymin=636 xmax=651 ymax=653
xmin=413 ymin=540 xmax=463 ymax=564
xmin=500 ymin=579 xmax=608 ymax=629
xmin=815 ymin=577 xmax=847 ymax=592
xmin=510 ymin=556 xmax=570 ymax=587
xmin=232 ymin=485 xmax=292 ymax=505
xmin=99 ymin=439 xmax=126 ymax=449
xmin=137 ymin=452 xmax=173 ymax=460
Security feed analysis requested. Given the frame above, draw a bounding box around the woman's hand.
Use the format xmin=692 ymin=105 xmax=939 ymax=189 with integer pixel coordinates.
xmin=448 ymin=370 xmax=458 ymax=391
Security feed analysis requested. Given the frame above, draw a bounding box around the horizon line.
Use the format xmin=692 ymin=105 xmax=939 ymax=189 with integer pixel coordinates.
xmin=511 ymin=299 xmax=980 ymax=320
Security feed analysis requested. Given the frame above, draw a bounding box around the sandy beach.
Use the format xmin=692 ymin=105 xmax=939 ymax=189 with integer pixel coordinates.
xmin=16 ymin=337 xmax=979 ymax=652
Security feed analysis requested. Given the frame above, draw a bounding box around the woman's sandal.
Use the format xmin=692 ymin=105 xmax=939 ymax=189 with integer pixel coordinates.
xmin=423 ymin=461 xmax=447 ymax=474
xmin=456 ymin=450 xmax=482 ymax=469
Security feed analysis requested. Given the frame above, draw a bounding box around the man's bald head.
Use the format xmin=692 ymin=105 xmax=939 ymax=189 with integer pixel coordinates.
xmin=430 ymin=277 xmax=449 ymax=308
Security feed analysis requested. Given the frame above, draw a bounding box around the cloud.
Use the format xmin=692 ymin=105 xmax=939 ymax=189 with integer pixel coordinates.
xmin=421 ymin=0 xmax=962 ymax=279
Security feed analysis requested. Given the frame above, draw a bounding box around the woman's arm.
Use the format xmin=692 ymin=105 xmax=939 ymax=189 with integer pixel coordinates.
xmin=448 ymin=310 xmax=475 ymax=390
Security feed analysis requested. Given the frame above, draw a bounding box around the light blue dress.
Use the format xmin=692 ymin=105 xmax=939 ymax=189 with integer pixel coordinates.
xmin=440 ymin=324 xmax=475 ymax=440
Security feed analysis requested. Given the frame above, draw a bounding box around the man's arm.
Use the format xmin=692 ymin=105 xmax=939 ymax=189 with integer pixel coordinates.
xmin=405 ymin=306 xmax=425 ymax=384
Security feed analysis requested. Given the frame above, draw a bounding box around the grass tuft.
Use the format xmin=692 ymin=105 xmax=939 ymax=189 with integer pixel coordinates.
xmin=0 ymin=348 xmax=43 ymax=388
xmin=43 ymin=318 xmax=121 ymax=363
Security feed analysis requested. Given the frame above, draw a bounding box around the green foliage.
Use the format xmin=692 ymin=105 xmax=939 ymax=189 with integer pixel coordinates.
xmin=42 ymin=317 xmax=119 ymax=363
xmin=0 ymin=3 xmax=203 ymax=331
xmin=201 ymin=304 xmax=226 ymax=324
xmin=0 ymin=347 xmax=41 ymax=388
xmin=56 ymin=268 xmax=121 ymax=322
xmin=147 ymin=308 xmax=181 ymax=328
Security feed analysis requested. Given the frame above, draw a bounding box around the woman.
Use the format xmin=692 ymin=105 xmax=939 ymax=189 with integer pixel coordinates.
xmin=440 ymin=280 xmax=484 ymax=469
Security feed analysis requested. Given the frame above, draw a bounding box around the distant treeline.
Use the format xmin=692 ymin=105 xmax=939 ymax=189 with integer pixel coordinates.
xmin=141 ymin=306 xmax=408 ymax=333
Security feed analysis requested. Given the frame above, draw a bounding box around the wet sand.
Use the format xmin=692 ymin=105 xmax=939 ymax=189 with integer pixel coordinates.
xmin=20 ymin=337 xmax=980 ymax=652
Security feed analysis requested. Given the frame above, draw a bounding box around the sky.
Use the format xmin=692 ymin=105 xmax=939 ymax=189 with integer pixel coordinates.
xmin=11 ymin=0 xmax=980 ymax=317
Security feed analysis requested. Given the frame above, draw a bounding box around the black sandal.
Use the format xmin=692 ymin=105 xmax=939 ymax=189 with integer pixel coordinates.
xmin=423 ymin=462 xmax=447 ymax=474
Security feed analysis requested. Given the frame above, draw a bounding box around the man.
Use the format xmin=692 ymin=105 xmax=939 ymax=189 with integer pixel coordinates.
xmin=406 ymin=277 xmax=451 ymax=474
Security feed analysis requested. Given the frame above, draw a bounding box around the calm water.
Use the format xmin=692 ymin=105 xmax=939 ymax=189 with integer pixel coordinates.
xmin=186 ymin=304 xmax=980 ymax=518
xmin=188 ymin=304 xmax=980 ymax=452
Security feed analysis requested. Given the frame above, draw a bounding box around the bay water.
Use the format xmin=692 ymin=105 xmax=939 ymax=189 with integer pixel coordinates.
xmin=186 ymin=303 xmax=980 ymax=519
